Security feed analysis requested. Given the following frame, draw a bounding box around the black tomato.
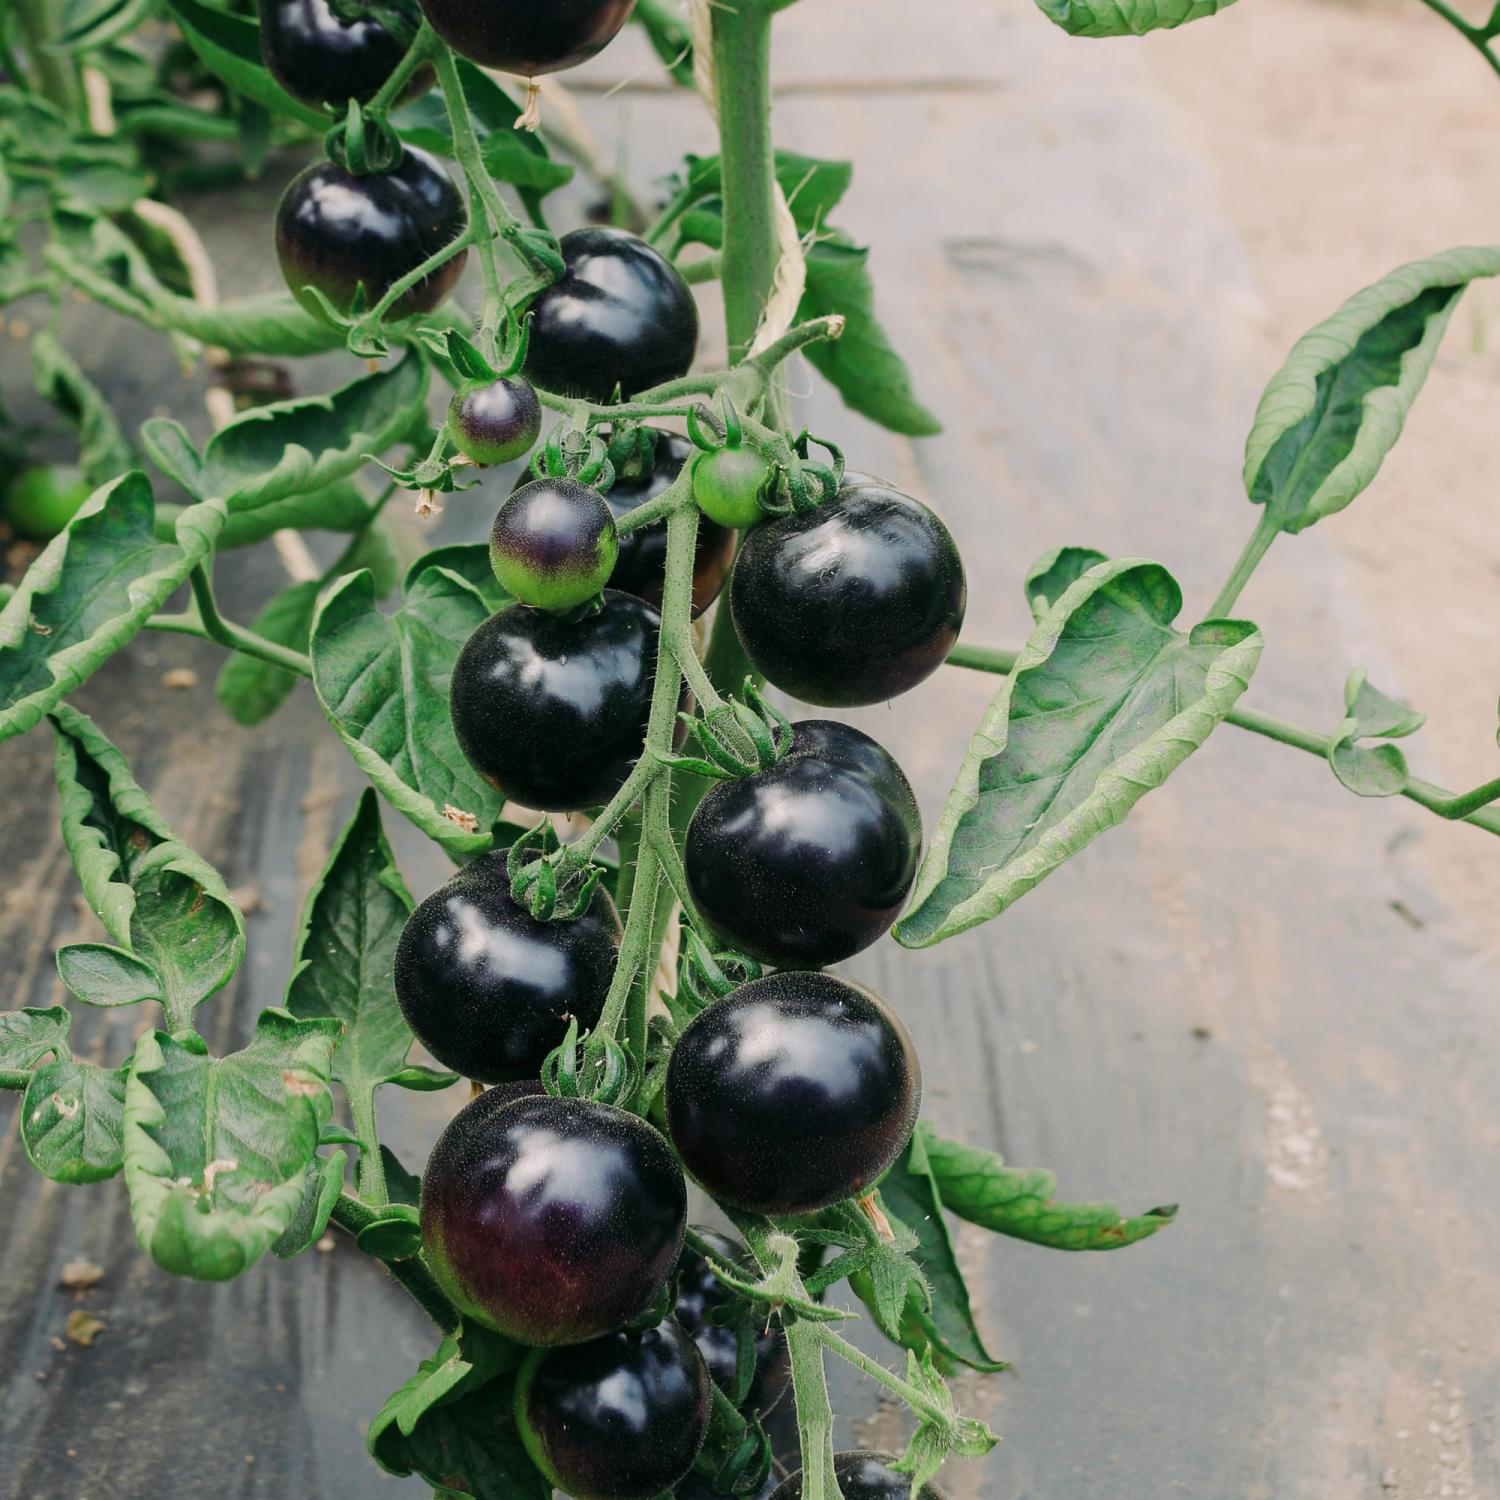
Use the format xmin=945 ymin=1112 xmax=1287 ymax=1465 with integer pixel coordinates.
xmin=450 ymin=589 xmax=666 ymax=811
xmin=674 ymin=1229 xmax=791 ymax=1417
xmin=259 ymin=0 xmax=431 ymax=110
xmin=418 ymin=0 xmax=635 ymax=77
xmin=516 ymin=1319 xmax=711 ymax=1500
xmin=447 ymin=376 xmax=541 ymax=467
xmin=392 ymin=850 xmax=620 ymax=1084
xmin=770 ymin=1452 xmax=948 ymax=1500
xmin=275 ymin=146 xmax=467 ymax=323
xmin=514 ymin=431 xmax=734 ymax=617
xmin=490 ymin=477 xmax=619 ymax=612
xmin=421 ymin=1090 xmax=686 ymax=1344
xmin=684 ymin=719 xmax=921 ymax=968
xmin=730 ymin=476 xmax=967 ymax=707
xmin=665 ymin=971 xmax=921 ymax=1218
xmin=524 ymin=228 xmax=699 ymax=402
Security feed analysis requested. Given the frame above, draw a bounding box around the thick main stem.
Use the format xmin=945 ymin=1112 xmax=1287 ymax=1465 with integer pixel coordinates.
xmin=11 ymin=0 xmax=79 ymax=115
xmin=349 ymin=1087 xmax=389 ymax=1207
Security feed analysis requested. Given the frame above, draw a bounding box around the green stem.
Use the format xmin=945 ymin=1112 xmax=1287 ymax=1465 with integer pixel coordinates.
xmin=812 ymin=1324 xmax=954 ymax=1429
xmin=681 ymin=252 xmax=723 ymax=285
xmin=329 ymin=1194 xmax=458 ymax=1332
xmin=1208 ymin=509 xmax=1280 ymax=619
xmin=1415 ymin=0 xmax=1500 ymax=77
xmin=363 ymin=222 xmax=481 ymax=328
xmin=349 ymin=1087 xmax=389 ymax=1207
xmin=366 ymin=18 xmax=439 ymax=115
xmin=711 ymin=0 xmax=779 ymax=364
xmin=945 ymin=644 xmax=1500 ymax=836
xmin=179 ymin=565 xmax=315 ymax=677
xmin=11 ymin=0 xmax=78 ymax=115
xmin=647 ymin=825 xmax=707 ymax=932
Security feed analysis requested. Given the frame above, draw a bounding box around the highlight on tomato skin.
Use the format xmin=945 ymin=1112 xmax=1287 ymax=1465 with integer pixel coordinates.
xmin=393 ymin=850 xmax=621 ymax=1085
xmin=420 ymin=1090 xmax=687 ymax=1346
xmin=447 ymin=376 xmax=542 ymax=467
xmin=665 ymin=970 xmax=922 ymax=1219
xmin=274 ymin=147 xmax=468 ymax=324
xmin=515 ymin=1318 xmax=712 ymax=1500
xmin=417 ymin=0 xmax=638 ymax=78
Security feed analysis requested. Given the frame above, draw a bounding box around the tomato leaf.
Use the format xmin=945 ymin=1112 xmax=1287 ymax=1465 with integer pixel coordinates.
xmin=1034 ymin=0 xmax=1239 ymax=36
xmin=159 ymin=351 xmax=428 ymax=512
xmin=311 ymin=555 xmax=508 ymax=857
xmin=860 ymin=1130 xmax=1007 ymax=1372
xmin=1327 ymin=667 xmax=1426 ymax=798
xmin=0 ymin=1006 xmax=71 ymax=1089
xmin=50 ymin=704 xmax=245 ymax=1022
xmin=121 ymin=1009 xmax=341 ymax=1281
xmin=0 ymin=473 xmax=225 ymax=746
xmin=154 ymin=478 xmax=381 ymax=550
xmin=1245 ymin=245 xmax=1500 ymax=535
xmin=159 ymin=0 xmax=327 ymax=128
xmin=286 ymin=791 xmax=454 ymax=1114
xmin=896 ymin=559 xmax=1261 ymax=946
xmin=920 ymin=1125 xmax=1178 ymax=1250
xmin=272 ymin=1148 xmax=348 ymax=1260
xmin=798 ymin=234 xmax=941 ymax=437
xmin=31 ymin=330 xmax=133 ymax=487
xmin=1024 ymin=545 xmax=1107 ymax=620
xmin=21 ymin=1057 xmax=129 ymax=1184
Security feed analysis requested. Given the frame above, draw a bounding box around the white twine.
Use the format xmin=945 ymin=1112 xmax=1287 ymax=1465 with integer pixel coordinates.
xmin=686 ymin=0 xmax=804 ymax=355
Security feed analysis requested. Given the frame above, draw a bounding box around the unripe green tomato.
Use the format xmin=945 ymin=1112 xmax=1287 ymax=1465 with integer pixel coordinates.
xmin=446 ymin=376 xmax=542 ymax=466
xmin=490 ymin=476 xmax=619 ymax=611
xmin=691 ymin=446 xmax=773 ymax=529
xmin=5 ymin=464 xmax=90 ymax=540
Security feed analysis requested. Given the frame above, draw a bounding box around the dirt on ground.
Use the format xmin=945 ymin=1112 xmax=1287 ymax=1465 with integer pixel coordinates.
xmin=1146 ymin=0 xmax=1500 ymax=942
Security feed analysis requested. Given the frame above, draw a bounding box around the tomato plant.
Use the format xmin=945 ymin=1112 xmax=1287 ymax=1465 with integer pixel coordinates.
xmin=2 ymin=0 xmax=1499 ymax=1496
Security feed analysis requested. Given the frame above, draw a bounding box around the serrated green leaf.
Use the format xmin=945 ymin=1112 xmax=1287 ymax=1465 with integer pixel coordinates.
xmin=865 ymin=1131 xmax=1006 ymax=1372
xmin=21 ymin=1057 xmax=128 ymax=1184
xmin=676 ymin=151 xmax=853 ymax=242
xmin=383 ymin=1143 xmax=422 ymax=1206
xmin=160 ymin=0 xmax=327 ymax=128
xmin=1035 ymin=0 xmax=1238 ymax=36
xmin=311 ymin=561 xmax=503 ymax=857
xmin=1024 ymin=545 xmax=1107 ymax=620
xmin=214 ymin=579 xmax=320 ymax=726
xmin=154 ymin=477 xmax=379 ymax=550
xmin=186 ymin=352 xmax=428 ymax=512
xmin=272 ymin=1148 xmax=348 ymax=1259
xmin=50 ymin=704 xmax=244 ymax=1022
xmin=1244 ymin=246 xmax=1500 ymax=535
xmin=896 ymin=559 xmax=1262 ymax=946
xmin=286 ymin=789 xmax=426 ymax=1111
xmin=799 ymin=236 xmax=941 ymax=437
xmin=31 ymin=331 xmax=133 ymax=487
xmin=0 ymin=1006 xmax=71 ymax=1087
xmin=1327 ymin=667 xmax=1426 ymax=798
xmin=0 ymin=473 xmax=224 ymax=745
xmin=920 ymin=1124 xmax=1177 ymax=1250
xmin=122 ymin=1009 xmax=340 ymax=1281
xmin=151 ymin=291 xmax=351 ymax=358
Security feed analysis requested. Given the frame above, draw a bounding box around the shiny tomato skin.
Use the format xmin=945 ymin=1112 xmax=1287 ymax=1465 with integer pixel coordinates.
xmin=259 ymin=0 xmax=432 ymax=109
xmin=665 ymin=970 xmax=921 ymax=1218
xmin=683 ymin=720 xmax=921 ymax=968
xmin=490 ymin=476 xmax=619 ymax=612
xmin=524 ymin=228 xmax=698 ymax=402
xmin=393 ymin=850 xmax=620 ymax=1084
xmin=421 ymin=1091 xmax=687 ymax=1345
xmin=673 ymin=1229 xmax=791 ymax=1417
xmin=514 ymin=431 xmax=734 ymax=617
xmin=770 ymin=1452 xmax=948 ymax=1500
xmin=418 ymin=0 xmax=636 ymax=77
xmin=274 ymin=146 xmax=467 ymax=323
xmin=449 ymin=589 xmax=665 ymax=812
xmin=516 ymin=1319 xmax=711 ymax=1499
xmin=447 ymin=376 xmax=542 ymax=466
xmin=730 ymin=476 xmax=966 ymax=707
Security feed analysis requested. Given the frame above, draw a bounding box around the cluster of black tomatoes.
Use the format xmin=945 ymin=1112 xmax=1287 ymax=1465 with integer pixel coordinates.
xmin=258 ymin=7 xmax=966 ymax=1494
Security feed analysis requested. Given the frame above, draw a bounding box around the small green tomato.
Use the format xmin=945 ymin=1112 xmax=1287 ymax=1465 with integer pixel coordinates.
xmin=690 ymin=446 xmax=773 ymax=529
xmin=5 ymin=464 xmax=91 ymax=540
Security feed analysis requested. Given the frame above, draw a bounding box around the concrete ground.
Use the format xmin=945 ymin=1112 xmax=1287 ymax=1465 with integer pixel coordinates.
xmin=2 ymin=1 xmax=1499 ymax=1495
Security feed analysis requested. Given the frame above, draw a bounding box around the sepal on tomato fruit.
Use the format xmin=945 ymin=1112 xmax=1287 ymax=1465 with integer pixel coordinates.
xmin=540 ymin=1015 xmax=638 ymax=1110
xmin=659 ymin=680 xmax=792 ymax=781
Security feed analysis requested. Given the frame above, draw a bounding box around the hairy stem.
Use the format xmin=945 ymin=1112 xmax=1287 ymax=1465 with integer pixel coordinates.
xmin=349 ymin=1087 xmax=389 ymax=1207
xmin=366 ymin=19 xmax=439 ymax=115
xmin=329 ymin=1194 xmax=458 ymax=1332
